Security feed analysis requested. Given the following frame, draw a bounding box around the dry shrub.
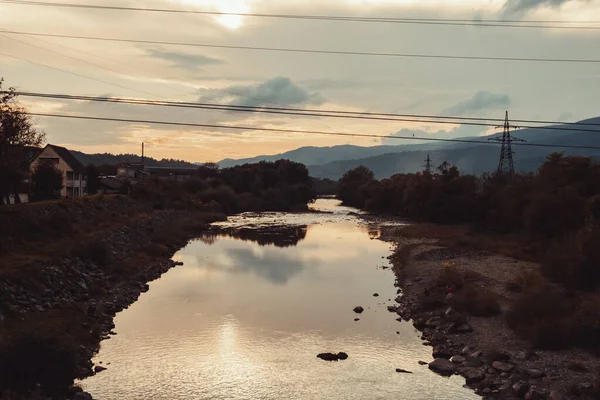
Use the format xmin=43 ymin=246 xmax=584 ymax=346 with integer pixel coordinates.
xmin=453 ymin=284 xmax=501 ymax=317
xmin=506 ymin=268 xmax=542 ymax=293
xmin=436 ymin=262 xmax=464 ymax=290
xmin=76 ymin=239 xmax=110 ymax=266
xmin=506 ymin=286 xmax=572 ymax=349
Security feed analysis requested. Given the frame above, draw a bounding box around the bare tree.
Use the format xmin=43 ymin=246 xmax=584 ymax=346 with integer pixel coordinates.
xmin=0 ymin=78 xmax=45 ymax=204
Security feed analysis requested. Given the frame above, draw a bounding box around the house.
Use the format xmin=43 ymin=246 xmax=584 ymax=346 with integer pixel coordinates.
xmin=30 ymin=144 xmax=87 ymax=198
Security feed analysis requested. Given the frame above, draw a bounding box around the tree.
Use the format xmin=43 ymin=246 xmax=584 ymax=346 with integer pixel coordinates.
xmin=32 ymin=163 xmax=63 ymax=200
xmin=85 ymin=164 xmax=101 ymax=195
xmin=0 ymin=78 xmax=45 ymax=204
xmin=337 ymin=165 xmax=375 ymax=208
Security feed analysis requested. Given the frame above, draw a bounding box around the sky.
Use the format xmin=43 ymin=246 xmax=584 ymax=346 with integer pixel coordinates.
xmin=1 ymin=0 xmax=599 ymax=162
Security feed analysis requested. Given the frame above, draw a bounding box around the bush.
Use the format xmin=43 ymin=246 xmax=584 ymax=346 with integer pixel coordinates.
xmin=77 ymin=239 xmax=110 ymax=266
xmin=505 ymin=268 xmax=542 ymax=293
xmin=0 ymin=330 xmax=79 ymax=396
xmin=543 ymin=222 xmax=600 ymax=290
xmin=453 ymin=284 xmax=501 ymax=317
xmin=506 ymin=287 xmax=572 ymax=349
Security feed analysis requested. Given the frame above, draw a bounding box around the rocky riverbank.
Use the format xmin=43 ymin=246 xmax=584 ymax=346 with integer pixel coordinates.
xmin=0 ymin=203 xmax=224 ymax=399
xmin=382 ymin=230 xmax=600 ymax=400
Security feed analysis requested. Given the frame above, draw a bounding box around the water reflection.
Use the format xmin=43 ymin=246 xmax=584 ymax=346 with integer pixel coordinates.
xmin=206 ymin=225 xmax=308 ymax=247
xmin=81 ymin=200 xmax=478 ymax=400
xmin=226 ymin=247 xmax=305 ymax=285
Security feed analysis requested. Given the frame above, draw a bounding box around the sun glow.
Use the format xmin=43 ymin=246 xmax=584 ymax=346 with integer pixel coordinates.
xmin=180 ymin=0 xmax=252 ymax=30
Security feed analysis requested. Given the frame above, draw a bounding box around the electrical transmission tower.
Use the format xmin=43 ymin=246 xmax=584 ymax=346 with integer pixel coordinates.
xmin=488 ymin=111 xmax=525 ymax=177
xmin=423 ymin=153 xmax=432 ymax=174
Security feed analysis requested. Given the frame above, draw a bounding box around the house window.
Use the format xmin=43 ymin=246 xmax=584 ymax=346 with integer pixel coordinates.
xmin=66 ymin=171 xmax=74 ymax=181
xmin=74 ymin=172 xmax=80 ymax=180
xmin=74 ymin=187 xmax=80 ymax=197
xmin=66 ymin=187 xmax=73 ymax=197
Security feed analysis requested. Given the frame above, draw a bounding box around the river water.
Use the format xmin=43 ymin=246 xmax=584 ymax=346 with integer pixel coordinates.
xmin=81 ymin=199 xmax=478 ymax=400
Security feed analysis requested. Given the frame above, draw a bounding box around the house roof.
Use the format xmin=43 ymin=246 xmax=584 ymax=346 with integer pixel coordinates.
xmin=100 ymin=177 xmax=124 ymax=190
xmin=45 ymin=144 xmax=85 ymax=173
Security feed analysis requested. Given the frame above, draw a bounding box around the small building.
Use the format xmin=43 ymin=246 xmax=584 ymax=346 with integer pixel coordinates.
xmin=98 ymin=176 xmax=125 ymax=195
xmin=30 ymin=144 xmax=87 ymax=198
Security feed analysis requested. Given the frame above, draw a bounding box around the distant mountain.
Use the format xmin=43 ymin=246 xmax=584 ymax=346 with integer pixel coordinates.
xmin=217 ymin=143 xmax=443 ymax=168
xmin=219 ymin=116 xmax=600 ymax=179
xmin=71 ymin=151 xmax=197 ymax=168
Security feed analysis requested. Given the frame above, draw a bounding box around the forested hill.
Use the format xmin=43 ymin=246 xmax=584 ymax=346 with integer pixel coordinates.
xmin=71 ymin=151 xmax=196 ymax=168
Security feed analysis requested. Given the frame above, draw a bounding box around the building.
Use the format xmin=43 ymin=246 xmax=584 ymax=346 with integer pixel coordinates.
xmin=30 ymin=144 xmax=87 ymax=198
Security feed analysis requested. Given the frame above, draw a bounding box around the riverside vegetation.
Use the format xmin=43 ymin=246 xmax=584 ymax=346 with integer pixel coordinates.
xmin=340 ymin=155 xmax=600 ymax=398
xmin=0 ymin=160 xmax=316 ymax=399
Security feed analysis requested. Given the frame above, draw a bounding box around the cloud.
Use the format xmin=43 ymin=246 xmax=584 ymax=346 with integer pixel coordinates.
xmin=501 ymin=0 xmax=582 ymax=16
xmin=145 ymin=48 xmax=224 ymax=72
xmin=199 ymin=77 xmax=327 ymax=108
xmin=443 ymin=91 xmax=511 ymax=116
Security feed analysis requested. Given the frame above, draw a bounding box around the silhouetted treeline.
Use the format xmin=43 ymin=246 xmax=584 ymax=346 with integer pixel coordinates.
xmin=338 ymin=154 xmax=600 ymax=291
xmin=134 ymin=159 xmax=316 ymax=213
xmin=71 ymin=150 xmax=196 ymax=169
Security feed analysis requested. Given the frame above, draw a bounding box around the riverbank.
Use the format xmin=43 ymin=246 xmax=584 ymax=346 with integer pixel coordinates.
xmin=380 ymin=223 xmax=600 ymax=399
xmin=0 ymin=197 xmax=225 ymax=399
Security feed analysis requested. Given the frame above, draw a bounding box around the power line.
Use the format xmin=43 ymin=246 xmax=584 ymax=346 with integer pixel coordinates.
xmin=2 ymin=0 xmax=600 ymax=30
xmin=3 ymin=30 xmax=600 ymax=64
xmin=11 ymin=92 xmax=600 ymax=131
xmin=19 ymin=111 xmax=600 ymax=150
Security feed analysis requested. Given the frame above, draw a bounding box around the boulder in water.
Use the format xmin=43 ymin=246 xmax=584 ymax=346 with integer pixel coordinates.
xmin=317 ymin=352 xmax=349 ymax=361
xmin=353 ymin=306 xmax=364 ymax=314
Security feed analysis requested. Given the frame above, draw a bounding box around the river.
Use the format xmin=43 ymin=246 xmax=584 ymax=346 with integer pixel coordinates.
xmin=81 ymin=199 xmax=478 ymax=399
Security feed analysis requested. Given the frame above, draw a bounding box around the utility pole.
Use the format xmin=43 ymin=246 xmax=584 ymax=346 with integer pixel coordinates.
xmin=423 ymin=153 xmax=432 ymax=174
xmin=488 ymin=111 xmax=524 ymax=177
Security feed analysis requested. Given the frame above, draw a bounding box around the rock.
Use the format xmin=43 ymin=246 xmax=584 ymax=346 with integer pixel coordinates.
xmin=353 ymin=306 xmax=364 ymax=314
xmin=396 ymin=331 xmax=399 ymax=334
xmin=525 ymin=386 xmax=542 ymax=400
xmin=67 ymin=386 xmax=83 ymax=395
xmin=461 ymin=346 xmax=470 ymax=355
xmin=514 ymin=351 xmax=528 ymax=361
xmin=450 ymin=355 xmax=466 ymax=364
xmin=513 ymin=383 xmax=530 ymax=397
xmin=418 ymin=361 xmax=428 ymax=365
xmin=498 ymin=382 xmax=512 ymax=391
xmin=94 ymin=365 xmax=107 ymax=373
xmin=373 ymin=293 xmax=379 ymax=297
xmin=463 ymin=358 xmax=483 ymax=368
xmin=492 ymin=361 xmax=514 ymax=373
xmin=455 ymin=323 xmax=473 ymax=333
xmin=482 ymin=388 xmax=491 ymax=395
xmin=387 ymin=305 xmax=399 ymax=313
xmin=526 ymin=369 xmax=545 ymax=378
xmin=174 ymin=261 xmax=184 ymax=266
xmin=428 ymin=358 xmax=457 ymax=376
xmin=469 ymin=351 xmax=483 ymax=358
xmin=461 ymin=367 xmax=485 ymax=384
xmin=425 ymin=316 xmax=442 ymax=327
xmin=317 ymin=352 xmax=348 ymax=361
xmin=548 ymin=390 xmax=564 ymax=400
xmin=575 ymin=382 xmax=594 ymax=395
xmin=432 ymin=346 xmax=452 ymax=359
xmin=74 ymin=392 xmax=93 ymax=400
xmin=395 ymin=368 xmax=412 ymax=374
